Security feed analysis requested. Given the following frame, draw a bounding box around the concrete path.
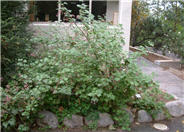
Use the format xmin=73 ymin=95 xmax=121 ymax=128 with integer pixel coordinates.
xmin=131 ymin=116 xmax=184 ymax=132
xmin=136 ymin=57 xmax=184 ymax=99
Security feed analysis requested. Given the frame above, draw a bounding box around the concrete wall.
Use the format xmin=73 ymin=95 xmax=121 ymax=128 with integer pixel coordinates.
xmin=106 ymin=0 xmax=132 ymax=53
xmin=106 ymin=1 xmax=119 ymax=23
xmin=30 ymin=0 xmax=133 ymax=53
xmin=118 ymin=0 xmax=132 ymax=52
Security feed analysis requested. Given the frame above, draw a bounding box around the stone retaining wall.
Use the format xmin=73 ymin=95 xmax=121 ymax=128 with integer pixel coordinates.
xmin=36 ymin=100 xmax=184 ymax=130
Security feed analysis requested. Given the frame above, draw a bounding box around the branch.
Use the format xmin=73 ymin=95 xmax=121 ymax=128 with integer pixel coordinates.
xmin=74 ymin=22 xmax=89 ymax=42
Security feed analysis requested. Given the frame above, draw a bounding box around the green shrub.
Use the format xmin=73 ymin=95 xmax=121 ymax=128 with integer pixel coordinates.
xmin=132 ymin=88 xmax=164 ymax=117
xmin=1 ymin=3 xmax=165 ymax=131
xmin=1 ymin=1 xmax=34 ymax=86
xmin=112 ymin=108 xmax=131 ymax=131
xmin=131 ymin=86 xmax=173 ymax=119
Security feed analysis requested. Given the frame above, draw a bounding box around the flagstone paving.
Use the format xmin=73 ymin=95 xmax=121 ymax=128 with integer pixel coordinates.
xmin=136 ymin=57 xmax=184 ymax=100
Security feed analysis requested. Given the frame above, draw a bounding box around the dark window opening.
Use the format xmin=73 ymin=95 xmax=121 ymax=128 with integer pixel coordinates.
xmin=30 ymin=1 xmax=107 ymax=22
xmin=36 ymin=1 xmax=58 ymax=22
xmin=61 ymin=1 xmax=89 ymax=22
xmin=92 ymin=1 xmax=107 ymax=20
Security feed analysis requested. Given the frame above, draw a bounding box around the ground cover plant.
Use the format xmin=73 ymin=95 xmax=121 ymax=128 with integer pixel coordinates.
xmin=1 ymin=2 xmax=173 ymax=132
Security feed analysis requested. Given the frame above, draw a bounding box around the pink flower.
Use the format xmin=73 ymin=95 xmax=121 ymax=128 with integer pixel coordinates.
xmin=6 ymin=85 xmax=10 ymax=89
xmin=30 ymin=53 xmax=36 ymax=57
xmin=24 ymin=84 xmax=29 ymax=89
xmin=5 ymin=96 xmax=11 ymax=102
xmin=16 ymin=88 xmax=19 ymax=92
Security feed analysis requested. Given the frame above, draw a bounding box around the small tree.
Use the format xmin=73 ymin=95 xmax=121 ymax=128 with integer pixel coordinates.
xmin=131 ymin=1 xmax=184 ymax=65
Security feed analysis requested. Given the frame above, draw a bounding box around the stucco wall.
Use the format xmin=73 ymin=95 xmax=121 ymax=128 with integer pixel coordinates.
xmin=30 ymin=0 xmax=132 ymax=53
xmin=106 ymin=1 xmax=119 ymax=23
xmin=118 ymin=0 xmax=132 ymax=52
xmin=106 ymin=0 xmax=132 ymax=52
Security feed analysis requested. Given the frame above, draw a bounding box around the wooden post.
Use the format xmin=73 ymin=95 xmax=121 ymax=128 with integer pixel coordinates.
xmin=29 ymin=1 xmax=35 ymax=22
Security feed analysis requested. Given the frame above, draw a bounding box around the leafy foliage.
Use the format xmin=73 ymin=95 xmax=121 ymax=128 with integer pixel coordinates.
xmin=112 ymin=108 xmax=131 ymax=131
xmin=1 ymin=2 xmax=167 ymax=131
xmin=130 ymin=1 xmax=150 ymax=46
xmin=131 ymin=1 xmax=184 ymax=63
xmin=1 ymin=1 xmax=34 ymax=86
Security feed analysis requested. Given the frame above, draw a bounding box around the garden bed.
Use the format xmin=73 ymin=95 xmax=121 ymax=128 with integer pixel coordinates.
xmin=31 ymin=99 xmax=184 ymax=132
xmin=29 ymin=87 xmax=175 ymax=131
xmin=130 ymin=46 xmax=171 ymax=61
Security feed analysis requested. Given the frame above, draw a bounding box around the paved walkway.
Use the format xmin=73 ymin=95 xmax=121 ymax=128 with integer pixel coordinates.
xmin=131 ymin=116 xmax=184 ymax=132
xmin=136 ymin=57 xmax=184 ymax=99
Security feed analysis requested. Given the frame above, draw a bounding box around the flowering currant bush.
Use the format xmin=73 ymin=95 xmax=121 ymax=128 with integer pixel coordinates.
xmin=1 ymin=3 xmax=164 ymax=131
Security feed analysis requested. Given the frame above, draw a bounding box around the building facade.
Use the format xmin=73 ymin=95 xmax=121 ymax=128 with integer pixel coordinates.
xmin=29 ymin=0 xmax=132 ymax=52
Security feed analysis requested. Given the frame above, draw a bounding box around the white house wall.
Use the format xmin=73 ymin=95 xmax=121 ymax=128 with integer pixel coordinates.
xmin=30 ymin=0 xmax=133 ymax=53
xmin=106 ymin=1 xmax=119 ymax=23
xmin=119 ymin=0 xmax=132 ymax=53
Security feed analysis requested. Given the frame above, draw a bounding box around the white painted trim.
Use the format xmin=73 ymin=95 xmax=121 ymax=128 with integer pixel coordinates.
xmin=58 ymin=0 xmax=61 ymax=22
xmin=89 ymin=0 xmax=92 ymax=14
